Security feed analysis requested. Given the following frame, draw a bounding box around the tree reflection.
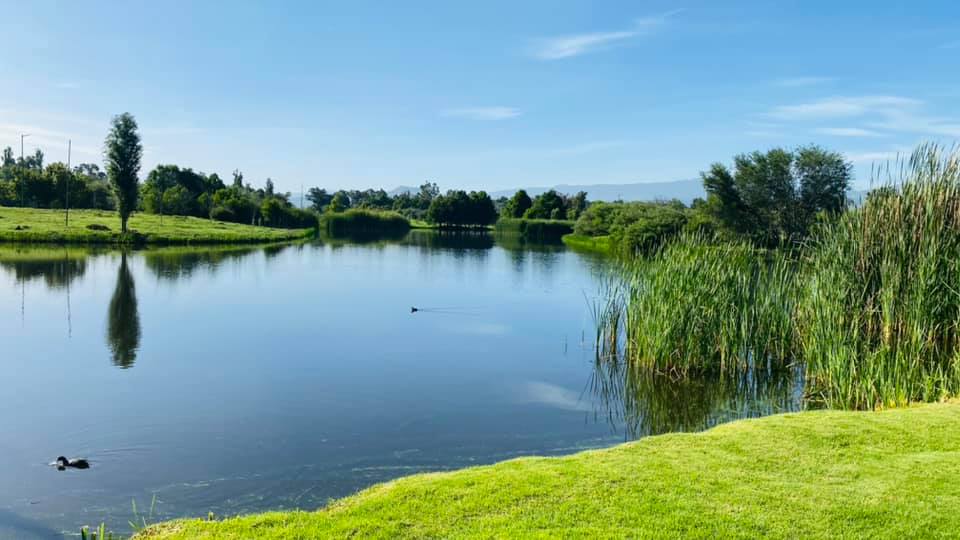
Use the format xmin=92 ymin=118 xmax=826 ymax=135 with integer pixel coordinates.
xmin=0 ymin=252 xmax=87 ymax=290
xmin=143 ymin=245 xmax=262 ymax=281
xmin=106 ymin=253 xmax=141 ymax=369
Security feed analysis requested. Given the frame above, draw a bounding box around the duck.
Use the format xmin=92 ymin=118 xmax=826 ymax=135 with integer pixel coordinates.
xmin=54 ymin=456 xmax=90 ymax=471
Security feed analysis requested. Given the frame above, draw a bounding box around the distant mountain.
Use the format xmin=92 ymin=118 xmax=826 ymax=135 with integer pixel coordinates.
xmin=388 ymin=185 xmax=419 ymax=197
xmin=489 ymin=179 xmax=705 ymax=204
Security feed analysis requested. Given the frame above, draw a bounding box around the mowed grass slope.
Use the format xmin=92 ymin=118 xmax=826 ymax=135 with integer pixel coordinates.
xmin=0 ymin=207 xmax=313 ymax=244
xmin=138 ymin=403 xmax=960 ymax=539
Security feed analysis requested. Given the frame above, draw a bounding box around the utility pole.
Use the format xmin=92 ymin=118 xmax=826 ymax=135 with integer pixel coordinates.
xmin=65 ymin=140 xmax=72 ymax=227
xmin=19 ymin=133 xmax=30 ymax=207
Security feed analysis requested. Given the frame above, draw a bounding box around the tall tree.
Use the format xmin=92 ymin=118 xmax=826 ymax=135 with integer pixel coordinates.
xmin=503 ymin=189 xmax=532 ymax=218
xmin=702 ymin=146 xmax=851 ymax=244
xmin=104 ymin=113 xmax=143 ymax=233
xmin=306 ymin=187 xmax=332 ymax=212
xmin=1 ymin=147 xmax=14 ymax=167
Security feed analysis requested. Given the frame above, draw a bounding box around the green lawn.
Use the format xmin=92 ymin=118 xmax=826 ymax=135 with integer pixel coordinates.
xmin=137 ymin=403 xmax=960 ymax=539
xmin=562 ymin=232 xmax=613 ymax=253
xmin=0 ymin=207 xmax=313 ymax=245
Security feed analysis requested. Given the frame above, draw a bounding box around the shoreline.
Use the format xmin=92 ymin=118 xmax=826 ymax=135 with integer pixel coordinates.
xmin=136 ymin=403 xmax=960 ymax=538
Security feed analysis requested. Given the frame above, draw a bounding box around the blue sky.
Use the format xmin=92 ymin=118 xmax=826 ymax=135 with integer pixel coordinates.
xmin=1 ymin=0 xmax=958 ymax=192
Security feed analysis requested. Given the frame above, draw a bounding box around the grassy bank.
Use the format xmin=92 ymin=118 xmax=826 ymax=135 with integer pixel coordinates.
xmin=0 ymin=207 xmax=313 ymax=245
xmin=137 ymin=403 xmax=960 ymax=539
xmin=562 ymin=232 xmax=612 ymax=253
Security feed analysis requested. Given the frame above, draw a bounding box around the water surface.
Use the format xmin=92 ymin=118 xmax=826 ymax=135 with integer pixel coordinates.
xmin=0 ymin=232 xmax=801 ymax=538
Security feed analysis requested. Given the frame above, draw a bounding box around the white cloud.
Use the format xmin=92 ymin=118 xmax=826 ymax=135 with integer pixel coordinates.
xmin=551 ymin=140 xmax=635 ymax=155
xmin=815 ymin=127 xmax=884 ymax=137
xmin=769 ymin=96 xmax=921 ymax=120
xmin=531 ymin=10 xmax=681 ymax=60
xmin=441 ymin=107 xmax=521 ymax=121
xmin=844 ymin=150 xmax=904 ymax=164
xmin=773 ymin=76 xmax=833 ymax=87
xmin=520 ymin=381 xmax=592 ymax=412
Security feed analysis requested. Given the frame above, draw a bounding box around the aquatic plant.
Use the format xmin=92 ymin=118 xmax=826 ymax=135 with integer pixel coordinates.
xmin=319 ymin=209 xmax=410 ymax=236
xmin=605 ymin=234 xmax=796 ymax=376
xmin=796 ymin=144 xmax=960 ymax=409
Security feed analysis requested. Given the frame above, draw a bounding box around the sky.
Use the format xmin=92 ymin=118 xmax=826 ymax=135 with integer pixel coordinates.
xmin=1 ymin=0 xmax=958 ymax=193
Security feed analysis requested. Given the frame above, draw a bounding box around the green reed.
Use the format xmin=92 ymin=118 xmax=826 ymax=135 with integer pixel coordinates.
xmin=596 ymin=144 xmax=960 ymax=410
xmin=796 ymin=144 xmax=960 ymax=409
xmin=602 ymin=234 xmax=796 ymax=377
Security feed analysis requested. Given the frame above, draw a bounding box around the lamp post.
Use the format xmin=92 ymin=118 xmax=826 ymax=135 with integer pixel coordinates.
xmin=19 ymin=133 xmax=30 ymax=207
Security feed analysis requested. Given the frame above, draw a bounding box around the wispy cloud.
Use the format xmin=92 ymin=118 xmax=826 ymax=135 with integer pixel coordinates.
xmin=519 ymin=381 xmax=592 ymax=412
xmin=773 ymin=76 xmax=833 ymax=87
xmin=815 ymin=127 xmax=884 ymax=138
xmin=768 ymin=95 xmax=960 ymax=139
xmin=441 ymin=106 xmax=521 ymax=121
xmin=551 ymin=140 xmax=636 ymax=155
xmin=531 ymin=10 xmax=682 ymax=60
xmin=769 ymin=96 xmax=921 ymax=120
xmin=844 ymin=149 xmax=907 ymax=164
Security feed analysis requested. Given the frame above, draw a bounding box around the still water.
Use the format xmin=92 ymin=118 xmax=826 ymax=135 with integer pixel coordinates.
xmin=0 ymin=232 xmax=801 ymax=538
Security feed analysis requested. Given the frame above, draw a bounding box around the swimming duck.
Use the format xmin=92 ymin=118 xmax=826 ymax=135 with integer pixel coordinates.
xmin=54 ymin=456 xmax=90 ymax=471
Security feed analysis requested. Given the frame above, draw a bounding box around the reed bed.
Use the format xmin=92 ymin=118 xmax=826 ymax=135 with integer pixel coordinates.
xmin=596 ymin=144 xmax=960 ymax=410
xmin=604 ymin=234 xmax=796 ymax=376
xmin=796 ymin=144 xmax=960 ymax=409
xmin=319 ymin=209 xmax=410 ymax=236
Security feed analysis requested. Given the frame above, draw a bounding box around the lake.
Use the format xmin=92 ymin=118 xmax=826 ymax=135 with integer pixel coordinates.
xmin=0 ymin=232 xmax=802 ymax=538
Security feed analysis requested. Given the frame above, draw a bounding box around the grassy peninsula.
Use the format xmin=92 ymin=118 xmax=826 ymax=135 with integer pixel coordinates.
xmin=137 ymin=403 xmax=960 ymax=539
xmin=0 ymin=207 xmax=313 ymax=245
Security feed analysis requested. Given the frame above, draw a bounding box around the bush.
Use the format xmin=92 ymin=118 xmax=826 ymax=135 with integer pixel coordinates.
xmin=86 ymin=223 xmax=110 ymax=231
xmin=574 ymin=201 xmax=689 ymax=255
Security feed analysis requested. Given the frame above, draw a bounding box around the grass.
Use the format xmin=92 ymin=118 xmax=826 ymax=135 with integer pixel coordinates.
xmin=0 ymin=207 xmax=313 ymax=245
xmin=562 ymin=232 xmax=613 ymax=253
xmin=136 ymin=403 xmax=960 ymax=539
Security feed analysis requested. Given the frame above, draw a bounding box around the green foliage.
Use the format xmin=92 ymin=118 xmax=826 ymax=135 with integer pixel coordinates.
xmin=796 ymin=144 xmax=960 ymax=409
xmin=702 ymin=145 xmax=851 ymax=245
xmin=137 ymin=403 xmax=960 ymax=539
xmin=104 ymin=112 xmax=143 ymax=232
xmin=494 ymin=218 xmax=573 ymax=240
xmin=523 ymin=189 xmax=567 ymax=219
xmin=320 ymin=208 xmax=410 ymax=236
xmin=426 ymin=190 xmax=497 ymax=228
xmin=328 ymin=191 xmax=351 ymax=212
xmin=502 ymin=189 xmax=532 ymax=218
xmin=306 ymin=187 xmax=332 ymax=211
xmin=573 ymin=200 xmax=690 ymax=255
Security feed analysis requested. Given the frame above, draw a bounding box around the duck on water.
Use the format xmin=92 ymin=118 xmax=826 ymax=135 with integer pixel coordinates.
xmin=52 ymin=456 xmax=89 ymax=471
